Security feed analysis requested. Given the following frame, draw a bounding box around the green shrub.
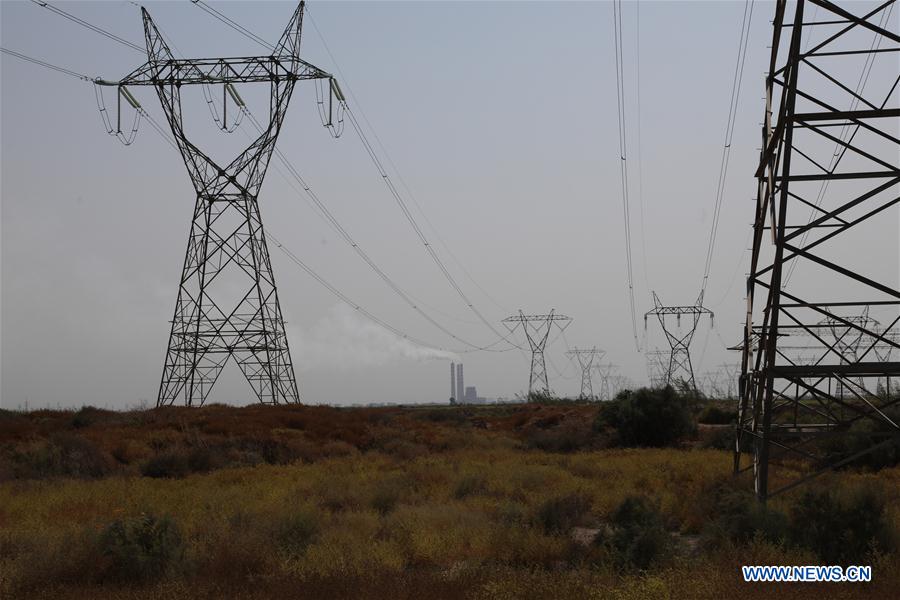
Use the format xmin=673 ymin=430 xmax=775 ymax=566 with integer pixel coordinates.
xmin=697 ymin=404 xmax=736 ymax=425
xmin=594 ymin=387 xmax=695 ymax=447
xmin=71 ymin=406 xmax=98 ymax=429
xmin=698 ymin=426 xmax=737 ymax=450
xmin=536 ymin=492 xmax=591 ymax=534
xmin=598 ymin=496 xmax=671 ymax=570
xmin=100 ymin=514 xmax=183 ymax=581
xmin=700 ymin=483 xmax=787 ymax=548
xmin=821 ymin=412 xmax=900 ymax=471
xmin=788 ymin=487 xmax=895 ymax=564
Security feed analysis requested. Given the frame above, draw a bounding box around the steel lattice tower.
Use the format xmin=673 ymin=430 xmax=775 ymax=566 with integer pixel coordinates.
xmin=99 ymin=2 xmax=334 ymax=406
xmin=644 ymin=292 xmax=714 ymax=391
xmin=502 ymin=310 xmax=572 ymax=395
xmin=736 ymin=0 xmax=900 ymax=501
xmin=645 ymin=349 xmax=670 ymax=389
xmin=594 ymin=362 xmax=619 ymax=401
xmin=566 ymin=347 xmax=605 ymax=399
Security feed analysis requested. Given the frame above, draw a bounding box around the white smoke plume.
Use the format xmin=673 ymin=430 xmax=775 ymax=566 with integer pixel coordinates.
xmin=291 ymin=303 xmax=460 ymax=370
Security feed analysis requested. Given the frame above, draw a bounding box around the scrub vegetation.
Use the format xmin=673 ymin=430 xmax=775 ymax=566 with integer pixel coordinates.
xmin=1 ymin=389 xmax=898 ymax=599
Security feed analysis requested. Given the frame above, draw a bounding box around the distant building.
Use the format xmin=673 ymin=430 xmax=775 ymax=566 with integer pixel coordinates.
xmin=464 ymin=386 xmax=477 ymax=403
xmin=445 ymin=362 xmax=490 ymax=404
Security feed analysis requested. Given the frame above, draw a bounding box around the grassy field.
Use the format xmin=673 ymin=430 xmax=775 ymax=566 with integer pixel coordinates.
xmin=1 ymin=400 xmax=898 ymax=599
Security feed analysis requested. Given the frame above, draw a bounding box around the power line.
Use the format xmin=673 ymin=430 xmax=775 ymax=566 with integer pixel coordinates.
xmin=0 ymin=47 xmax=93 ymax=81
xmin=29 ymin=0 xmax=144 ymax=53
xmin=188 ymin=0 xmax=274 ymax=51
xmin=699 ymin=0 xmax=755 ymax=296
xmin=635 ymin=0 xmax=651 ymax=295
xmin=182 ymin=1 xmax=513 ymax=350
xmin=185 ymin=1 xmax=520 ymax=350
xmin=612 ymin=0 xmax=641 ymax=353
xmin=305 ymin=7 xmax=513 ymax=316
xmin=242 ymin=111 xmax=510 ymax=352
xmin=299 ymin=8 xmax=520 ymax=349
xmin=268 ymin=232 xmax=455 ymax=352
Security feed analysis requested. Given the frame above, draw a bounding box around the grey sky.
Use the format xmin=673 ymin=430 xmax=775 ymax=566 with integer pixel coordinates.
xmin=2 ymin=1 xmax=897 ymax=408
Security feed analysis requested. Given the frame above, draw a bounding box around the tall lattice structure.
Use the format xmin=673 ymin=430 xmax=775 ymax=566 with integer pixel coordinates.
xmin=594 ymin=362 xmax=619 ymax=401
xmin=736 ymin=0 xmax=900 ymax=501
xmin=645 ymin=349 xmax=670 ymax=389
xmin=644 ymin=292 xmax=714 ymax=391
xmin=99 ymin=2 xmax=334 ymax=405
xmin=566 ymin=347 xmax=605 ymax=399
xmin=503 ymin=310 xmax=572 ymax=395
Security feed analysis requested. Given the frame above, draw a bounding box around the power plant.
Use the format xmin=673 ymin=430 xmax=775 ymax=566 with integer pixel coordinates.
xmin=449 ymin=362 xmax=484 ymax=404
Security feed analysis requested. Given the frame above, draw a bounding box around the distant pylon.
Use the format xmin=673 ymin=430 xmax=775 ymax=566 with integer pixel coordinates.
xmin=502 ymin=310 xmax=572 ymax=395
xmin=644 ymin=291 xmax=713 ymax=392
xmin=645 ymin=349 xmax=670 ymax=388
xmin=594 ymin=362 xmax=619 ymax=401
xmin=566 ymin=347 xmax=605 ymax=399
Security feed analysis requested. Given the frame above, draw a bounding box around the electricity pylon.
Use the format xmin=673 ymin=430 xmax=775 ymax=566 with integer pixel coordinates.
xmin=645 ymin=349 xmax=670 ymax=388
xmin=817 ymin=308 xmax=880 ymax=398
xmin=594 ymin=362 xmax=619 ymax=401
xmin=566 ymin=347 xmax=605 ymax=399
xmin=502 ymin=310 xmax=572 ymax=395
xmin=719 ymin=363 xmax=740 ymax=399
xmin=644 ymin=291 xmax=713 ymax=391
xmin=98 ymin=2 xmax=337 ymax=406
xmin=736 ymin=0 xmax=900 ymax=501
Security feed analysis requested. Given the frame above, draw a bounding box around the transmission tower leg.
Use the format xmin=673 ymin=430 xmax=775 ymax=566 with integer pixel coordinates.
xmin=530 ymin=349 xmax=549 ymax=395
xmin=158 ymin=191 xmax=299 ymax=406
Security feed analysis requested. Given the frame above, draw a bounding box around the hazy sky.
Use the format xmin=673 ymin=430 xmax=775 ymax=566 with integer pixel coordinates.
xmin=2 ymin=0 xmax=897 ymax=408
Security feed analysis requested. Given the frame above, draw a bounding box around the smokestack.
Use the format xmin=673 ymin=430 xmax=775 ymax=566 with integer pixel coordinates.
xmin=450 ymin=362 xmax=456 ymax=401
xmin=457 ymin=363 xmax=464 ymax=404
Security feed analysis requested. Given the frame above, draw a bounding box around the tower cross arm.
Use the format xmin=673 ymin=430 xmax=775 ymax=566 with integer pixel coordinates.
xmin=96 ymin=56 xmax=332 ymax=87
xmin=645 ymin=305 xmax=713 ymax=317
xmin=502 ymin=314 xmax=572 ymax=322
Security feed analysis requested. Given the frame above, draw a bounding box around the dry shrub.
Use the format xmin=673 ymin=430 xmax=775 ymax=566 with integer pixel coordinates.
xmin=8 ymin=432 xmax=116 ymax=479
xmin=378 ymin=438 xmax=429 ymax=461
xmin=5 ymin=529 xmax=106 ymax=592
xmin=110 ymin=439 xmax=152 ymax=465
xmin=536 ymin=492 xmax=592 ymax=534
xmin=196 ymin=524 xmax=274 ymax=582
xmin=319 ymin=439 xmax=359 ymax=459
xmin=141 ymin=446 xmax=216 ymax=478
xmin=526 ymin=419 xmax=595 ymax=453
xmin=453 ymin=474 xmax=488 ymax=499
xmin=318 ymin=484 xmax=364 ymax=513
xmin=371 ymin=474 xmax=416 ymax=515
xmin=275 ymin=509 xmax=321 ymax=559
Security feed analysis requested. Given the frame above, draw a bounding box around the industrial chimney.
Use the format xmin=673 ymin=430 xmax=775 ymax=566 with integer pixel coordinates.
xmin=450 ymin=362 xmax=456 ymax=403
xmin=456 ymin=363 xmax=464 ymax=405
